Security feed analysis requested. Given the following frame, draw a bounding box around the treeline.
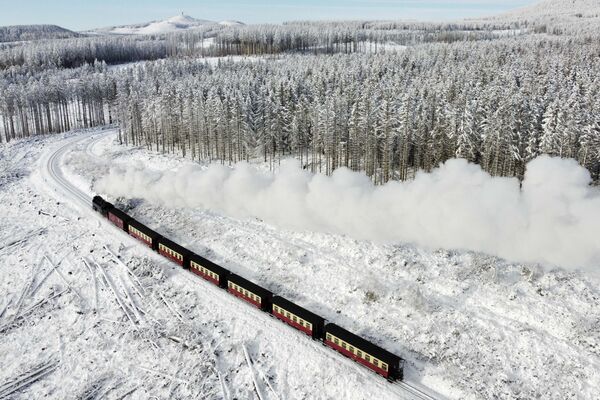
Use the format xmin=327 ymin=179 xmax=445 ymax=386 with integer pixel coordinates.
xmin=113 ymin=36 xmax=600 ymax=183
xmin=168 ymin=15 xmax=600 ymax=59
xmin=168 ymin=22 xmax=524 ymax=58
xmin=0 ymin=62 xmax=116 ymax=140
xmin=1 ymin=25 xmax=599 ymax=183
xmin=0 ymin=25 xmax=80 ymax=43
xmin=0 ymin=36 xmax=168 ymax=70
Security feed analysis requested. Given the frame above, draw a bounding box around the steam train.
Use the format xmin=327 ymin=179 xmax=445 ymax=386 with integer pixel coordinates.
xmin=93 ymin=195 xmax=404 ymax=381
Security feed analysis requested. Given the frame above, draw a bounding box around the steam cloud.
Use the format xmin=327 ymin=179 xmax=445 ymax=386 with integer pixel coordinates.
xmin=96 ymin=156 xmax=600 ymax=271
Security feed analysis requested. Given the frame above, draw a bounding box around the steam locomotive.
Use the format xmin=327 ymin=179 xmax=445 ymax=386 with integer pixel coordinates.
xmin=93 ymin=195 xmax=404 ymax=381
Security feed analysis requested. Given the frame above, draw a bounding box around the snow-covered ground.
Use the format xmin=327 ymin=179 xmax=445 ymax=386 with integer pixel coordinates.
xmin=1 ymin=128 xmax=599 ymax=399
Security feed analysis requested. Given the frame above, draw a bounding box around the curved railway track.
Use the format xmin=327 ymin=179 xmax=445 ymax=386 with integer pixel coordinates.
xmin=40 ymin=128 xmax=443 ymax=400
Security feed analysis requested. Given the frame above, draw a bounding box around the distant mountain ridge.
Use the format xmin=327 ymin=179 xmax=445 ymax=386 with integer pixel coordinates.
xmin=0 ymin=24 xmax=80 ymax=43
xmin=91 ymin=15 xmax=245 ymax=35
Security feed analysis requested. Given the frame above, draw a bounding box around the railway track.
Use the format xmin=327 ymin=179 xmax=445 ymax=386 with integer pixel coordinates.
xmin=41 ymin=128 xmax=445 ymax=400
xmin=42 ymin=133 xmax=98 ymax=208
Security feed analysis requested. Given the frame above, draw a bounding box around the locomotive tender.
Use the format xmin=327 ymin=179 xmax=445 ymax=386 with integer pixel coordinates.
xmin=92 ymin=195 xmax=404 ymax=381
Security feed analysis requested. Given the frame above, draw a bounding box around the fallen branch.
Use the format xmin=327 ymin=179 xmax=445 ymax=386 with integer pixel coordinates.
xmin=242 ymin=344 xmax=266 ymax=400
xmin=0 ymin=359 xmax=59 ymax=399
xmin=136 ymin=366 xmax=190 ymax=385
xmin=82 ymin=258 xmax=98 ymax=311
xmin=92 ymin=259 xmax=137 ymax=327
xmin=44 ymin=255 xmax=84 ymax=303
xmin=157 ymin=292 xmax=184 ymax=323
xmin=0 ymin=289 xmax=68 ymax=333
xmin=104 ymin=245 xmax=146 ymax=294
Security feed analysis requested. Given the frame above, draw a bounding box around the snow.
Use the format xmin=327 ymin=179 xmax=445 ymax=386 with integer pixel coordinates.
xmin=1 ymin=127 xmax=598 ymax=399
xmin=219 ymin=21 xmax=245 ymax=27
xmin=512 ymin=0 xmax=600 ymax=17
xmin=363 ymin=41 xmax=407 ymax=53
xmin=485 ymin=0 xmax=600 ymax=22
xmin=95 ymin=15 xmax=216 ymax=36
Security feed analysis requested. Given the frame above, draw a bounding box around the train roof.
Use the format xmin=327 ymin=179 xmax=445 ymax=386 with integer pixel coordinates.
xmin=272 ymin=296 xmax=324 ymax=324
xmin=325 ymin=323 xmax=401 ymax=364
xmin=189 ymin=253 xmax=230 ymax=276
xmin=128 ymin=218 xmax=161 ymax=239
xmin=108 ymin=207 xmax=131 ymax=221
xmin=228 ymin=274 xmax=272 ymax=299
xmin=158 ymin=236 xmax=190 ymax=255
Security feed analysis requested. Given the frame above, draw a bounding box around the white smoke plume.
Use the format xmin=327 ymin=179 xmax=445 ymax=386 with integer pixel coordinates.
xmin=96 ymin=156 xmax=600 ymax=271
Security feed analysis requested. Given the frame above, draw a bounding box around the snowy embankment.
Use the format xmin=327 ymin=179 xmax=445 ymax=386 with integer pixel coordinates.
xmin=1 ymin=128 xmax=599 ymax=399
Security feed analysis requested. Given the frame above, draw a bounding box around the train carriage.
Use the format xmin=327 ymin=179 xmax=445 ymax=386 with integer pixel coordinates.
xmin=127 ymin=219 xmax=162 ymax=251
xmin=107 ymin=207 xmax=131 ymax=232
xmin=189 ymin=253 xmax=230 ymax=288
xmin=272 ymin=296 xmax=324 ymax=339
xmin=157 ymin=237 xmax=189 ymax=267
xmin=324 ymin=323 xmax=403 ymax=381
xmin=92 ymin=195 xmax=406 ymax=384
xmin=227 ymin=274 xmax=272 ymax=311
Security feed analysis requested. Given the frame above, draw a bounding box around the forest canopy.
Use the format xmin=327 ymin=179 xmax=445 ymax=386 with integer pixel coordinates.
xmin=0 ymin=18 xmax=599 ymax=183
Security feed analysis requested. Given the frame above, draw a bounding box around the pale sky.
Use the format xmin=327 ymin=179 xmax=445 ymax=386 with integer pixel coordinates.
xmin=0 ymin=0 xmax=540 ymax=31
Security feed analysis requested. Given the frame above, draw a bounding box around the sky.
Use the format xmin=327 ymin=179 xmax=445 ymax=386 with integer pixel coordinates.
xmin=0 ymin=0 xmax=540 ymax=31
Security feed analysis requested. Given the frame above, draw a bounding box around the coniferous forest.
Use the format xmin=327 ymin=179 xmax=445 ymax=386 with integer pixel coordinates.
xmin=1 ymin=18 xmax=599 ymax=183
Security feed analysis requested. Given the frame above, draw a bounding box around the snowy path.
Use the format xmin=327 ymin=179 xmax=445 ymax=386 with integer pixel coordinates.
xmin=37 ymin=130 xmax=434 ymax=398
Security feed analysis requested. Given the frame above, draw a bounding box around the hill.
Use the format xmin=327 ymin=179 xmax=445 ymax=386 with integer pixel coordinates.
xmin=488 ymin=0 xmax=600 ymax=22
xmin=0 ymin=24 xmax=80 ymax=43
xmin=219 ymin=20 xmax=245 ymax=27
xmin=92 ymin=15 xmax=241 ymax=35
xmin=511 ymin=0 xmax=600 ymax=17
